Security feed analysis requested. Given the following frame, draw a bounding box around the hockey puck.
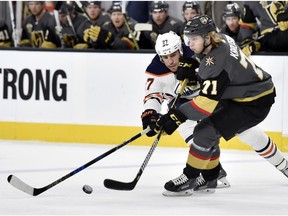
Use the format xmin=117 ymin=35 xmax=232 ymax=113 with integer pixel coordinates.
xmin=82 ymin=184 xmax=93 ymax=194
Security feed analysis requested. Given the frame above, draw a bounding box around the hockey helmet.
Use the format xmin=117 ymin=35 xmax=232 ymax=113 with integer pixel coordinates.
xmin=184 ymin=15 xmax=216 ymax=36
xmin=26 ymin=1 xmax=45 ymax=6
xmin=223 ymin=2 xmax=241 ymax=18
xmin=83 ymin=1 xmax=101 ymax=7
xmin=182 ymin=1 xmax=200 ymax=12
xmin=109 ymin=1 xmax=122 ymax=13
xmin=58 ymin=2 xmax=75 ymax=14
xmin=151 ymin=1 xmax=169 ymax=12
xmin=155 ymin=31 xmax=182 ymax=56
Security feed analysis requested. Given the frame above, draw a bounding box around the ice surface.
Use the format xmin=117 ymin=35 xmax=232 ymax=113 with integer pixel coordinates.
xmin=1 ymin=140 xmax=288 ymax=215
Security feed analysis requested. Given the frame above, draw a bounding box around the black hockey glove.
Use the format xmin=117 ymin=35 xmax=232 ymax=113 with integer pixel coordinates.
xmin=141 ymin=109 xmax=159 ymax=137
xmin=156 ymin=108 xmax=187 ymax=135
xmin=176 ymin=57 xmax=199 ymax=85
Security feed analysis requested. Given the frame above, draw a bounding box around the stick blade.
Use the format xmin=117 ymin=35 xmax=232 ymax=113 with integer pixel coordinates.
xmin=103 ymin=178 xmax=136 ymax=191
xmin=7 ymin=175 xmax=43 ymax=196
xmin=134 ymin=23 xmax=152 ymax=31
xmin=7 ymin=175 xmax=36 ymax=195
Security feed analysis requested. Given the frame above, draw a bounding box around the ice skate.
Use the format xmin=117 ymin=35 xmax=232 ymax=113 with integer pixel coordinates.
xmin=194 ymin=167 xmax=230 ymax=193
xmin=162 ymin=173 xmax=197 ymax=197
xmin=217 ymin=167 xmax=231 ymax=188
xmin=276 ymin=159 xmax=288 ymax=178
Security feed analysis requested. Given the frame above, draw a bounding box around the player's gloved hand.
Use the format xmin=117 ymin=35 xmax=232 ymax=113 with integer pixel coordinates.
xmin=141 ymin=109 xmax=159 ymax=137
xmin=241 ymin=41 xmax=261 ymax=57
xmin=121 ymin=37 xmax=136 ymax=49
xmin=176 ymin=57 xmax=199 ymax=85
xmin=84 ymin=26 xmax=114 ymax=47
xmin=155 ymin=108 xmax=187 ymax=135
xmin=271 ymin=1 xmax=288 ymax=31
xmin=63 ymin=34 xmax=76 ymax=48
xmin=84 ymin=26 xmax=101 ymax=42
xmin=174 ymin=82 xmax=200 ymax=99
xmin=277 ymin=9 xmax=288 ymax=31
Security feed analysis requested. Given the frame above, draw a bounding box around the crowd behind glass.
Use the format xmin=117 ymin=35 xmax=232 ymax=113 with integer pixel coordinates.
xmin=0 ymin=1 xmax=287 ymax=55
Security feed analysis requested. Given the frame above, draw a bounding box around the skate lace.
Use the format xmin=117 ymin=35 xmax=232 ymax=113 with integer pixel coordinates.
xmin=196 ymin=174 xmax=206 ymax=186
xmin=171 ymin=174 xmax=189 ymax=186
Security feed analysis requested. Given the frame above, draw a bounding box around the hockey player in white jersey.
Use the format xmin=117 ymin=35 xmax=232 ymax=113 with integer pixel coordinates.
xmin=154 ymin=15 xmax=288 ymax=196
xmin=141 ymin=31 xmax=230 ymax=194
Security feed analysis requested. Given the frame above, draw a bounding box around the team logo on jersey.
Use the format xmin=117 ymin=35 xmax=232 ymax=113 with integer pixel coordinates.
xmin=205 ymin=56 xmax=215 ymax=66
xmin=200 ymin=16 xmax=208 ymax=24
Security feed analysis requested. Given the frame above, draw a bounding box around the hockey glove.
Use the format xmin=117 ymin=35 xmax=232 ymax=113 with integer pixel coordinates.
xmin=241 ymin=40 xmax=261 ymax=57
xmin=83 ymin=26 xmax=101 ymax=42
xmin=272 ymin=1 xmax=288 ymax=31
xmin=277 ymin=9 xmax=288 ymax=31
xmin=141 ymin=109 xmax=159 ymax=137
xmin=176 ymin=57 xmax=199 ymax=86
xmin=156 ymin=108 xmax=187 ymax=135
xmin=83 ymin=26 xmax=114 ymax=48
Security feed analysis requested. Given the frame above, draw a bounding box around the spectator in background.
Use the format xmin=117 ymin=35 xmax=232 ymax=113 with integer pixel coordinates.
xmin=20 ymin=1 xmax=60 ymax=48
xmin=180 ymin=1 xmax=201 ymax=38
xmin=47 ymin=2 xmax=88 ymax=48
xmin=219 ymin=2 xmax=242 ymax=45
xmin=142 ymin=1 xmax=183 ymax=49
xmin=102 ymin=2 xmax=138 ymax=50
xmin=0 ymin=19 xmax=13 ymax=47
xmin=126 ymin=1 xmax=152 ymax=23
xmin=239 ymin=1 xmax=288 ymax=56
xmin=74 ymin=1 xmax=113 ymax=49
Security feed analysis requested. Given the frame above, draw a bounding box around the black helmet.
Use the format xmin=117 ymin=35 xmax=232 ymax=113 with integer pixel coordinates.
xmin=223 ymin=2 xmax=241 ymax=18
xmin=83 ymin=1 xmax=101 ymax=7
xmin=182 ymin=1 xmax=200 ymax=12
xmin=151 ymin=1 xmax=169 ymax=12
xmin=109 ymin=1 xmax=122 ymax=13
xmin=184 ymin=15 xmax=216 ymax=36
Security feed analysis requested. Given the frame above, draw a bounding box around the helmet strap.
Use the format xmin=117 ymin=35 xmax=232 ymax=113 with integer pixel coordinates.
xmin=200 ymin=34 xmax=212 ymax=54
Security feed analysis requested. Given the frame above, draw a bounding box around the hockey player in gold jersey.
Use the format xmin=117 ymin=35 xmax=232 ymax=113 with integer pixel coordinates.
xmin=154 ymin=15 xmax=288 ymax=196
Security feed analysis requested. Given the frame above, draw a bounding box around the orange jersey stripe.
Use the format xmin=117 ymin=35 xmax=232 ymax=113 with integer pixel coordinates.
xmin=145 ymin=71 xmax=173 ymax=77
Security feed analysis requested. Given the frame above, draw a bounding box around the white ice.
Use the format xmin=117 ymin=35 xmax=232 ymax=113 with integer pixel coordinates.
xmin=1 ymin=139 xmax=288 ymax=215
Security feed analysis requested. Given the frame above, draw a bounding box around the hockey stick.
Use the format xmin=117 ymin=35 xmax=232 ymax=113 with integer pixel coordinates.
xmin=53 ymin=10 xmax=65 ymax=48
xmin=104 ymin=79 xmax=188 ymax=190
xmin=134 ymin=23 xmax=152 ymax=32
xmin=8 ymin=1 xmax=17 ymax=47
xmin=7 ymin=127 xmax=150 ymax=196
xmin=121 ymin=1 xmax=140 ymax=50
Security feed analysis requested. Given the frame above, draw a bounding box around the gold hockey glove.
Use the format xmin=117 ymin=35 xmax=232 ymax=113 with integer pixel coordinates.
xmin=241 ymin=41 xmax=261 ymax=57
xmin=271 ymin=1 xmax=288 ymax=31
xmin=83 ymin=26 xmax=114 ymax=48
xmin=83 ymin=26 xmax=101 ymax=42
xmin=277 ymin=9 xmax=288 ymax=31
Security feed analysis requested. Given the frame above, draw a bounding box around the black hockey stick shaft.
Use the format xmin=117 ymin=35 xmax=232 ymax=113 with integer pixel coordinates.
xmin=7 ymin=127 xmax=150 ymax=196
xmin=104 ymin=79 xmax=188 ymax=190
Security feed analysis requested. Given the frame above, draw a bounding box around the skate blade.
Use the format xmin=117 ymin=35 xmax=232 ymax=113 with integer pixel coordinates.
xmin=217 ymin=177 xmax=231 ymax=188
xmin=194 ymin=188 xmax=216 ymax=194
xmin=162 ymin=189 xmax=193 ymax=197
